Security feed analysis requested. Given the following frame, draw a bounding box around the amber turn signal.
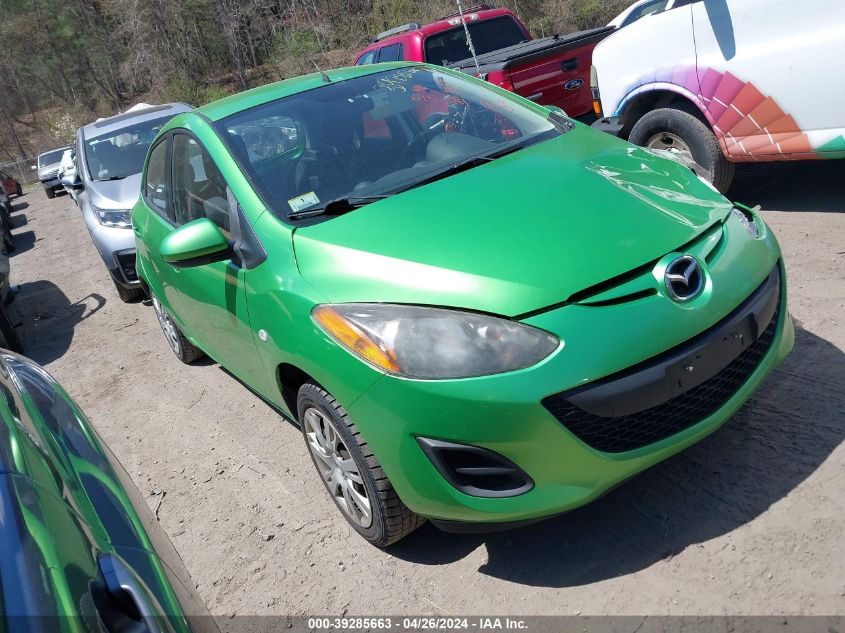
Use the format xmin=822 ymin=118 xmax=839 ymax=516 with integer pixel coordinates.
xmin=312 ymin=305 xmax=401 ymax=373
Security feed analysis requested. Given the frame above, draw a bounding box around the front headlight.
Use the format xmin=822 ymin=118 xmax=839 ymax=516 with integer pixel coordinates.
xmin=731 ymin=204 xmax=760 ymax=238
xmin=93 ymin=206 xmax=132 ymax=228
xmin=313 ymin=304 xmax=560 ymax=379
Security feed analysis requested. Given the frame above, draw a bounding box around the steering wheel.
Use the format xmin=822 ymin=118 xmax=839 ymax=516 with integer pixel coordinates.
xmin=399 ymin=113 xmax=450 ymax=166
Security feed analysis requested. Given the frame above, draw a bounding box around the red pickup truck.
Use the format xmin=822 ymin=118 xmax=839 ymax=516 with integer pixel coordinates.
xmin=354 ymin=4 xmax=613 ymax=119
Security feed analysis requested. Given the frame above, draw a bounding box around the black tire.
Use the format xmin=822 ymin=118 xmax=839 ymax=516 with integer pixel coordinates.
xmin=113 ymin=278 xmax=144 ymax=303
xmin=0 ymin=306 xmax=22 ymax=353
xmin=151 ymin=295 xmax=204 ymax=364
xmin=0 ymin=206 xmax=12 ymax=232
xmin=297 ymin=382 xmax=425 ymax=547
xmin=2 ymin=228 xmax=14 ymax=253
xmin=15 ymin=184 xmax=22 ymax=197
xmin=44 ymin=187 xmax=55 ymax=199
xmin=628 ymin=107 xmax=736 ymax=193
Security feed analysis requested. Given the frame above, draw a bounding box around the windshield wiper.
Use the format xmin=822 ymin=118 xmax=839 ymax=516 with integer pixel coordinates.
xmin=95 ymin=175 xmax=127 ymax=181
xmin=288 ymin=195 xmax=389 ymax=220
xmin=396 ymin=142 xmax=528 ymax=194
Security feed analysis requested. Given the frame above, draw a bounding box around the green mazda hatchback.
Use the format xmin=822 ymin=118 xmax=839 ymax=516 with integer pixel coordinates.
xmin=132 ymin=63 xmax=793 ymax=546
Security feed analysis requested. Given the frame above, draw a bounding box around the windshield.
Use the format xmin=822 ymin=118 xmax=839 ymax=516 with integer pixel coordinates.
xmin=83 ymin=115 xmax=174 ymax=181
xmin=38 ymin=149 xmax=66 ymax=168
xmin=217 ymin=67 xmax=559 ymax=220
xmin=424 ymin=16 xmax=528 ymax=66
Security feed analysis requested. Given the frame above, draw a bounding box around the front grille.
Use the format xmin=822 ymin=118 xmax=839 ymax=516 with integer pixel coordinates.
xmin=114 ymin=250 xmax=138 ymax=283
xmin=543 ymin=285 xmax=782 ymax=454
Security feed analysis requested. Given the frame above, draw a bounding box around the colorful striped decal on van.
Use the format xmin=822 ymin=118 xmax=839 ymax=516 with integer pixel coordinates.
xmin=617 ymin=67 xmax=844 ymax=161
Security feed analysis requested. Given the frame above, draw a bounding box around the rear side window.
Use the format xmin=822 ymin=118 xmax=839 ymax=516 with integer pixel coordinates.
xmin=171 ymin=135 xmax=231 ymax=235
xmin=144 ymin=139 xmax=169 ymax=215
xmin=621 ymin=0 xmax=669 ymax=27
xmin=356 ymin=50 xmax=376 ymax=65
xmin=424 ymin=16 xmax=526 ymax=66
xmin=378 ymin=43 xmax=403 ymax=62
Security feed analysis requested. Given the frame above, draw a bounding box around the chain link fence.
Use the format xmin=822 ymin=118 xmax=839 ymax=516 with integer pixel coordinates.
xmin=0 ymin=157 xmax=39 ymax=186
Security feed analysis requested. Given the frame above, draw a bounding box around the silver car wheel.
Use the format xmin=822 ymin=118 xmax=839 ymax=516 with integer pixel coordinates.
xmin=152 ymin=296 xmax=181 ymax=355
xmin=645 ymin=131 xmax=694 ymax=163
xmin=303 ymin=407 xmax=373 ymax=529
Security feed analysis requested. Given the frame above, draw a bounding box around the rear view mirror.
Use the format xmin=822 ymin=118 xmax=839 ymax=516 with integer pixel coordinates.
xmin=61 ymin=174 xmax=83 ymax=189
xmin=159 ymin=218 xmax=230 ymax=267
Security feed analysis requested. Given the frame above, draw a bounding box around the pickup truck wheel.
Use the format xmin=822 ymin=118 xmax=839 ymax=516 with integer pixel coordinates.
xmin=629 ymin=107 xmax=735 ymax=193
xmin=15 ymin=184 xmax=22 ymax=197
xmin=298 ymin=382 xmax=425 ymax=547
xmin=44 ymin=187 xmax=55 ymax=199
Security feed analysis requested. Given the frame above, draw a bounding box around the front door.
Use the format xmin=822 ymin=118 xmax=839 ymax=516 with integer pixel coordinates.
xmin=165 ymin=133 xmax=263 ymax=382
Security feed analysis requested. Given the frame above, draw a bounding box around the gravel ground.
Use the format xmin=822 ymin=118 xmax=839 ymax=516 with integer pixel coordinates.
xmin=5 ymin=161 xmax=844 ymax=617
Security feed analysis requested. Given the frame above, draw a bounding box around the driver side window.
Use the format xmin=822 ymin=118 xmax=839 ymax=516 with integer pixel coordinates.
xmin=144 ymin=139 xmax=169 ymax=216
xmin=171 ymin=135 xmax=231 ymax=236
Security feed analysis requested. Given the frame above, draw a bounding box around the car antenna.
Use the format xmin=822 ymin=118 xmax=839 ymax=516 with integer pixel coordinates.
xmin=456 ymin=0 xmax=482 ymax=76
xmin=309 ymin=56 xmax=332 ymax=84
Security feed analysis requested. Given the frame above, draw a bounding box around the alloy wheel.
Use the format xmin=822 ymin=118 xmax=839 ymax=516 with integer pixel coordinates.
xmin=152 ymin=296 xmax=182 ymax=355
xmin=303 ymin=407 xmax=373 ymax=528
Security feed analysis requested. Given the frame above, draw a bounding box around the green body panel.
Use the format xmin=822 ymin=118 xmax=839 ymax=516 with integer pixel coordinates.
xmin=0 ymin=354 xmax=206 ymax=626
xmin=294 ymin=124 xmax=731 ymax=316
xmin=133 ymin=62 xmax=794 ymax=524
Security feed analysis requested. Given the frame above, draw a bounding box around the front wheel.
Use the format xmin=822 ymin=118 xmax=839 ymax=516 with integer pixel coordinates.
xmin=297 ymin=382 xmax=425 ymax=547
xmin=629 ymin=107 xmax=735 ymax=193
xmin=151 ymin=295 xmax=204 ymax=364
xmin=15 ymin=184 xmax=22 ymax=197
xmin=44 ymin=187 xmax=55 ymax=199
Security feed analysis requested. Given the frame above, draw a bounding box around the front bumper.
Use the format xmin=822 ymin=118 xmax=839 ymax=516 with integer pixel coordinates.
xmin=344 ymin=220 xmax=793 ymax=526
xmin=81 ymin=204 xmax=138 ymax=284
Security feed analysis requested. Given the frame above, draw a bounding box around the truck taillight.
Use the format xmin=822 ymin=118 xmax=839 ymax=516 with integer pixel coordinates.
xmin=590 ymin=65 xmax=602 ymax=117
xmin=485 ymin=70 xmax=515 ymax=93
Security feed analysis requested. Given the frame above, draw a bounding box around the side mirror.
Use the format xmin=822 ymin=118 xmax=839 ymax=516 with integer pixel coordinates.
xmin=61 ymin=174 xmax=83 ymax=189
xmin=160 ymin=218 xmax=230 ymax=267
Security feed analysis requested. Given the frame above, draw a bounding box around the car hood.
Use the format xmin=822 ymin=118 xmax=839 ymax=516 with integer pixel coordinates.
xmin=86 ymin=172 xmax=142 ymax=209
xmin=293 ymin=129 xmax=732 ymax=317
xmin=37 ymin=162 xmax=61 ymax=176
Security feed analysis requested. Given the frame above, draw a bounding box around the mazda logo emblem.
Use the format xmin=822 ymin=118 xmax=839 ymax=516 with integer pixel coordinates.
xmin=664 ymin=255 xmax=704 ymax=302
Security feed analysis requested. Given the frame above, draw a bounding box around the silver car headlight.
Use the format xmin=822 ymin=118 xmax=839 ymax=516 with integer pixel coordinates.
xmin=312 ymin=304 xmax=560 ymax=379
xmin=93 ymin=205 xmax=132 ymax=229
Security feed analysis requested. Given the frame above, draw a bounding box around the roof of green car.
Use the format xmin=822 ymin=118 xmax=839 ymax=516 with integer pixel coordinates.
xmin=195 ymin=62 xmax=418 ymax=123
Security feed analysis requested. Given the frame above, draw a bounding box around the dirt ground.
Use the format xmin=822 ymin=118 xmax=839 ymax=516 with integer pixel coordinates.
xmin=6 ymin=161 xmax=844 ymax=617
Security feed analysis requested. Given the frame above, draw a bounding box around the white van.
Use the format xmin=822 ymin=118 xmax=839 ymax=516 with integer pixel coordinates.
xmin=591 ymin=0 xmax=845 ymax=191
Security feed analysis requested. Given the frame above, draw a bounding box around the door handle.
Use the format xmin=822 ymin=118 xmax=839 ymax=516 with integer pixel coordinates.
xmin=561 ymin=58 xmax=579 ymax=72
xmin=96 ymin=553 xmax=173 ymax=633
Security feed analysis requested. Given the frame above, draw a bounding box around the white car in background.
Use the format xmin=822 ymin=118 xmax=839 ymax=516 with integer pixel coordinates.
xmin=32 ymin=146 xmax=71 ymax=199
xmin=58 ymin=149 xmax=79 ymax=203
xmin=592 ymin=0 xmax=845 ymax=192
